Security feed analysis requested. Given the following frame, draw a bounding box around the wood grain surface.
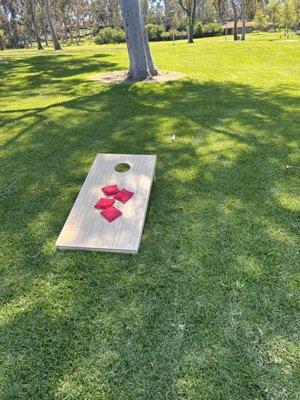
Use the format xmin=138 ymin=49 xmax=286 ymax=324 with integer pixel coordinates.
xmin=56 ymin=154 xmax=156 ymax=254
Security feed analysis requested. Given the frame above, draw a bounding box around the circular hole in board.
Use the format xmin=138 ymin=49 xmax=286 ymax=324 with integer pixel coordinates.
xmin=114 ymin=163 xmax=131 ymax=173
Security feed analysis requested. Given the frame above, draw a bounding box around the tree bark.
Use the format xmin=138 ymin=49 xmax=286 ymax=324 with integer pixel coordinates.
xmin=187 ymin=20 xmax=194 ymax=43
xmin=232 ymin=4 xmax=238 ymax=40
xmin=43 ymin=0 xmax=62 ymax=50
xmin=142 ymin=21 xmax=158 ymax=76
xmin=120 ymin=0 xmax=158 ymax=81
xmin=164 ymin=0 xmax=172 ymax=30
xmin=63 ymin=14 xmax=69 ymax=42
xmin=75 ymin=3 xmax=81 ymax=45
xmin=179 ymin=0 xmax=196 ymax=43
xmin=42 ymin=18 xmax=48 ymax=46
xmin=241 ymin=1 xmax=246 ymax=41
xmin=8 ymin=6 xmax=20 ymax=48
xmin=28 ymin=0 xmax=43 ymax=50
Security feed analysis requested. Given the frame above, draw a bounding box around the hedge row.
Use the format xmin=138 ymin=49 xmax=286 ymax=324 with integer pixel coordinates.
xmin=94 ymin=28 xmax=125 ymax=45
xmin=94 ymin=23 xmax=224 ymax=45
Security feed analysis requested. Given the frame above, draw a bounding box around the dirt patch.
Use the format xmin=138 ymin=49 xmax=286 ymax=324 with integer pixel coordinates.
xmin=92 ymin=70 xmax=184 ymax=84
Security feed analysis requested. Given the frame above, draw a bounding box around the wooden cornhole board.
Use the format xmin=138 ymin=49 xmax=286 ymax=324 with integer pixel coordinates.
xmin=56 ymin=153 xmax=156 ymax=254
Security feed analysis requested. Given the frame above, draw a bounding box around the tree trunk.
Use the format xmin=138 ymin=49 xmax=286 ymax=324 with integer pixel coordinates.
xmin=75 ymin=4 xmax=81 ymax=44
xmin=63 ymin=14 xmax=69 ymax=42
xmin=42 ymin=18 xmax=48 ymax=46
xmin=142 ymin=21 xmax=158 ymax=75
xmin=188 ymin=0 xmax=197 ymax=44
xmin=178 ymin=0 xmax=196 ymax=44
xmin=43 ymin=0 xmax=62 ymax=50
xmin=233 ymin=10 xmax=238 ymax=40
xmin=241 ymin=2 xmax=246 ymax=41
xmin=188 ymin=20 xmax=194 ymax=43
xmin=9 ymin=6 xmax=20 ymax=48
xmin=120 ymin=0 xmax=158 ymax=81
xmin=29 ymin=0 xmax=43 ymax=50
xmin=164 ymin=0 xmax=171 ymax=30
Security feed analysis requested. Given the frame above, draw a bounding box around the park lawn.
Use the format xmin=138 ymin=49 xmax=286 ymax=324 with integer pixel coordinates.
xmin=0 ymin=33 xmax=299 ymax=399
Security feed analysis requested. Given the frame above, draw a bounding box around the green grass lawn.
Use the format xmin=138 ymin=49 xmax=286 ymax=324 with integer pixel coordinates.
xmin=0 ymin=33 xmax=299 ymax=399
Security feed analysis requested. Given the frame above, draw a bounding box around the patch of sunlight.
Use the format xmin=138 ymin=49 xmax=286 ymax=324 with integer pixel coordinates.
xmin=27 ymin=211 xmax=54 ymax=234
xmin=34 ymin=279 xmax=75 ymax=317
xmin=3 ymin=94 xmax=73 ymax=112
xmin=176 ymin=378 xmax=211 ymax=394
xmin=42 ymin=239 xmax=57 ymax=256
xmin=196 ymin=134 xmax=249 ymax=162
xmin=1 ymin=276 xmax=75 ymax=324
xmin=56 ymin=350 xmax=120 ymax=397
xmin=170 ymin=167 xmax=198 ymax=181
xmin=275 ymin=191 xmax=300 ymax=212
xmin=236 ymin=255 xmax=262 ymax=277
xmin=0 ymin=296 xmax=34 ymax=326
xmin=243 ymin=109 xmax=275 ymax=123
xmin=218 ymin=197 xmax=244 ymax=216
xmin=202 ymin=171 xmax=214 ymax=182
xmin=288 ymin=141 xmax=299 ymax=162
xmin=267 ymin=336 xmax=299 ymax=374
xmin=265 ymin=225 xmax=298 ymax=245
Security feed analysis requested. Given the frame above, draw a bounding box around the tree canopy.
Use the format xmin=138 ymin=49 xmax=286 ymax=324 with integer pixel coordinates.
xmin=0 ymin=0 xmax=298 ymax=49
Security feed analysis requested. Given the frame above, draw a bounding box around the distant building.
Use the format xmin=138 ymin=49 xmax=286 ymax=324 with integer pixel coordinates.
xmin=222 ymin=21 xmax=255 ymax=35
xmin=223 ymin=20 xmax=273 ymax=35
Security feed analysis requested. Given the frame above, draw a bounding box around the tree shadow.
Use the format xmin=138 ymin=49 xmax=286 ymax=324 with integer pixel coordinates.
xmin=0 ymin=75 xmax=299 ymax=399
xmin=0 ymin=52 xmax=120 ymax=98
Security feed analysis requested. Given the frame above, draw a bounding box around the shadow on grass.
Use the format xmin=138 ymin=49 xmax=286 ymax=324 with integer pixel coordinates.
xmin=0 ymin=52 xmax=120 ymax=97
xmin=0 ymin=73 xmax=299 ymax=399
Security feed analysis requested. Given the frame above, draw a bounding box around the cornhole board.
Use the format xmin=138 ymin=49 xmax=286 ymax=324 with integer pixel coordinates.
xmin=56 ymin=153 xmax=156 ymax=254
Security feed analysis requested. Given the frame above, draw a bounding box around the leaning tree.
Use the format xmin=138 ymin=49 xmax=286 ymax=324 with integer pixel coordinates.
xmin=28 ymin=0 xmax=43 ymax=50
xmin=120 ymin=0 xmax=158 ymax=81
xmin=43 ymin=0 xmax=62 ymax=50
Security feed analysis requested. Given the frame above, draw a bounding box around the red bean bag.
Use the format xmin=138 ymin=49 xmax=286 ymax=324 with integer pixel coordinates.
xmin=114 ymin=188 xmax=134 ymax=203
xmin=100 ymin=206 xmax=122 ymax=222
xmin=94 ymin=198 xmax=115 ymax=209
xmin=101 ymin=184 xmax=120 ymax=196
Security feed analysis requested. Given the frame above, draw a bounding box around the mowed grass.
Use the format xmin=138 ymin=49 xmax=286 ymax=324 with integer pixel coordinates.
xmin=0 ymin=33 xmax=299 ymax=399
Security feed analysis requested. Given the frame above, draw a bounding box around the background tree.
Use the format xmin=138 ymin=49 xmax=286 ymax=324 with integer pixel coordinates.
xmin=294 ymin=0 xmax=300 ymax=29
xmin=164 ymin=0 xmax=175 ymax=29
xmin=28 ymin=0 xmax=43 ymax=49
xmin=1 ymin=0 xmax=298 ymax=50
xmin=230 ymin=0 xmax=242 ymax=40
xmin=253 ymin=8 xmax=267 ymax=31
xmin=245 ymin=0 xmax=264 ymax=20
xmin=230 ymin=0 xmax=258 ymax=41
xmin=212 ymin=0 xmax=227 ymax=23
xmin=280 ymin=0 xmax=296 ymax=36
xmin=37 ymin=2 xmax=49 ymax=46
xmin=91 ymin=0 xmax=121 ymax=32
xmin=267 ymin=0 xmax=281 ymax=31
xmin=43 ymin=0 xmax=62 ymax=49
xmin=0 ymin=28 xmax=8 ymax=50
xmin=178 ymin=0 xmax=201 ymax=43
xmin=240 ymin=0 xmax=246 ymax=40
xmin=0 ymin=0 xmax=22 ymax=48
xmin=120 ymin=0 xmax=158 ymax=81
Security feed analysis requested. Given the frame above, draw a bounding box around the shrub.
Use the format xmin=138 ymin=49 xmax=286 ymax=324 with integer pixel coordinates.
xmin=145 ymin=24 xmax=165 ymax=41
xmin=178 ymin=31 xmax=188 ymax=40
xmin=161 ymin=31 xmax=171 ymax=41
xmin=0 ymin=29 xmax=7 ymax=50
xmin=161 ymin=29 xmax=181 ymax=40
xmin=94 ymin=27 xmax=125 ymax=45
xmin=253 ymin=10 xmax=268 ymax=31
xmin=203 ymin=22 xmax=223 ymax=36
xmin=280 ymin=0 xmax=297 ymax=36
xmin=194 ymin=22 xmax=204 ymax=36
